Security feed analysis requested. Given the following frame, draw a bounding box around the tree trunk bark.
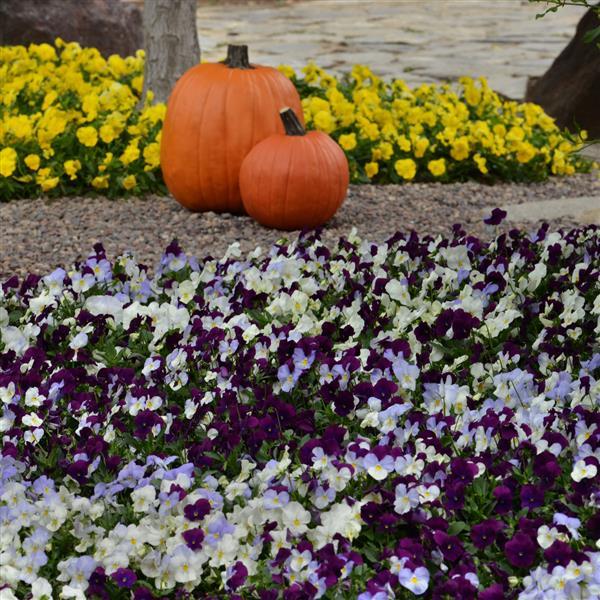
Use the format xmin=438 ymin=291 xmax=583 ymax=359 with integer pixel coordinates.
xmin=141 ymin=0 xmax=200 ymax=106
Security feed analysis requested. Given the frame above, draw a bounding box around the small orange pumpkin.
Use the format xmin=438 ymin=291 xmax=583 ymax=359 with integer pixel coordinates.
xmin=160 ymin=45 xmax=304 ymax=214
xmin=239 ymin=108 xmax=349 ymax=230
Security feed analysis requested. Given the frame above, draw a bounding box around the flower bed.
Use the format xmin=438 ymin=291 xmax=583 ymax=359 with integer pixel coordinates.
xmin=0 ymin=41 xmax=164 ymax=201
xmin=289 ymin=64 xmax=592 ymax=184
xmin=0 ymin=41 xmax=593 ymax=201
xmin=1 ymin=222 xmax=599 ymax=598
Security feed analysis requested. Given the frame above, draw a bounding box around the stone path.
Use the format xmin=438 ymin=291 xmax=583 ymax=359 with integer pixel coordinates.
xmin=503 ymin=196 xmax=600 ymax=225
xmin=196 ymin=0 xmax=585 ymax=99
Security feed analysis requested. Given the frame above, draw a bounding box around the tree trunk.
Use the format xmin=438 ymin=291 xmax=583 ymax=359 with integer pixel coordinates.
xmin=141 ymin=0 xmax=200 ymax=106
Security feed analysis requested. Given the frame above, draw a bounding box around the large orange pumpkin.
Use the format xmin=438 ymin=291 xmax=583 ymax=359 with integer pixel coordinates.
xmin=239 ymin=108 xmax=349 ymax=230
xmin=160 ymin=45 xmax=304 ymax=214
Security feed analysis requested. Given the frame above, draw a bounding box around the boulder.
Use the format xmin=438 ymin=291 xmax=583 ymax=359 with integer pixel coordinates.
xmin=0 ymin=0 xmax=143 ymax=58
xmin=525 ymin=6 xmax=600 ymax=138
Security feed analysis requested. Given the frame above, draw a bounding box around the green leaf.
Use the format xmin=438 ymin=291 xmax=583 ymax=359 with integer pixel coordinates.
xmin=583 ymin=25 xmax=600 ymax=44
xmin=448 ymin=521 xmax=469 ymax=536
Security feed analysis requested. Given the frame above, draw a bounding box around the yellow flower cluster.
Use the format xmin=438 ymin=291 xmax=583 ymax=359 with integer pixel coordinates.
xmin=285 ymin=63 xmax=591 ymax=183
xmin=0 ymin=41 xmax=592 ymax=201
xmin=0 ymin=40 xmax=165 ymax=200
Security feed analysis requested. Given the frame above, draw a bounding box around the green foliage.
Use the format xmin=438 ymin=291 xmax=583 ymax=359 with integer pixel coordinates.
xmin=529 ymin=0 xmax=600 ymax=45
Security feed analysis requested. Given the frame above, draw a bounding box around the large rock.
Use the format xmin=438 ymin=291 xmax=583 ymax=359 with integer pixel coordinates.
xmin=526 ymin=6 xmax=600 ymax=138
xmin=0 ymin=0 xmax=143 ymax=58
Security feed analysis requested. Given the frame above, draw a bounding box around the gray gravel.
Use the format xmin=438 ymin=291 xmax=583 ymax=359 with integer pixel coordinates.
xmin=1 ymin=174 xmax=598 ymax=279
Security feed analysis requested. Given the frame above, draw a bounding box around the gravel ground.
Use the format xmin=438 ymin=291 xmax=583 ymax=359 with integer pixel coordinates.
xmin=1 ymin=174 xmax=598 ymax=279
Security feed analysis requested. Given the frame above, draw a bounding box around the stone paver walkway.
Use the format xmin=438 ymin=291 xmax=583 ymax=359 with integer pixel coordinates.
xmin=197 ymin=0 xmax=586 ymax=99
xmin=503 ymin=196 xmax=600 ymax=225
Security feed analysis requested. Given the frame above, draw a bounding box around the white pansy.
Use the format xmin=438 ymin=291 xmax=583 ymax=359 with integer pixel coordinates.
xmin=22 ymin=414 xmax=43 ymax=427
xmin=24 ymin=428 xmax=44 ymax=444
xmin=439 ymin=245 xmax=471 ymax=271
xmin=282 ymin=502 xmax=311 ymax=536
xmin=537 ymin=525 xmax=560 ymax=549
xmin=525 ymin=262 xmax=547 ymax=292
xmin=69 ymin=331 xmax=89 ymax=351
xmin=170 ymin=545 xmax=203 ymax=583
xmin=29 ymin=291 xmax=56 ymax=316
xmin=31 ymin=578 xmax=53 ymax=599
xmin=242 ymin=323 xmax=260 ymax=342
xmin=131 ymin=485 xmax=157 ymax=513
xmin=103 ymin=552 xmax=130 ymax=574
xmin=0 ymin=382 xmax=16 ymax=405
xmin=177 ymin=279 xmax=197 ymax=304
xmin=417 ymin=484 xmax=440 ymax=504
xmin=1 ymin=326 xmax=29 ymax=355
xmin=84 ymin=295 xmax=125 ymax=320
xmin=571 ymin=459 xmax=597 ymax=482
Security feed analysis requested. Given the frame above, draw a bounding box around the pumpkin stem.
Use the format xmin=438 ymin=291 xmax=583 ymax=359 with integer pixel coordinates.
xmin=280 ymin=108 xmax=305 ymax=136
xmin=223 ymin=44 xmax=254 ymax=69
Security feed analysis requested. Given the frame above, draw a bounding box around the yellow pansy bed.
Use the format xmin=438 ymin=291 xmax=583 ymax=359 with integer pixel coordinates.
xmin=0 ymin=40 xmax=164 ymax=201
xmin=0 ymin=41 xmax=593 ymax=201
xmin=290 ymin=63 xmax=592 ymax=184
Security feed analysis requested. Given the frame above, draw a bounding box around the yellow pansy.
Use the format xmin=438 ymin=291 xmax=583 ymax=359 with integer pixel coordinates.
xmin=313 ymin=111 xmax=335 ymax=134
xmin=397 ymin=136 xmax=411 ymax=152
xmin=92 ymin=175 xmax=109 ymax=189
xmin=360 ymin=121 xmax=380 ymax=142
xmin=309 ymin=97 xmax=330 ymax=116
xmin=0 ymin=147 xmax=18 ymax=177
xmin=516 ymin=142 xmax=536 ymax=164
xmin=31 ymin=43 xmax=57 ymax=62
xmin=414 ymin=137 xmax=429 ymax=158
xmin=25 ymin=154 xmax=41 ymax=171
xmin=375 ymin=142 xmax=393 ymax=161
xmin=493 ymin=124 xmax=507 ymax=137
xmin=395 ymin=158 xmax=417 ymax=180
xmin=140 ymin=104 xmax=166 ymax=125
xmin=143 ymin=143 xmax=160 ymax=169
xmin=64 ymin=159 xmax=81 ymax=180
xmin=365 ymin=162 xmax=379 ymax=178
xmin=319 ymin=74 xmax=337 ymax=89
xmin=36 ymin=168 xmax=59 ymax=191
xmin=450 ymin=137 xmax=470 ymax=161
xmin=99 ymin=124 xmax=117 ymax=144
xmin=82 ymin=94 xmax=100 ymax=120
xmin=5 ymin=115 xmax=33 ymax=140
xmin=107 ymin=54 xmax=127 ymax=77
xmin=120 ymin=140 xmax=140 ymax=165
xmin=339 ymin=133 xmax=357 ymax=151
xmin=506 ymin=126 xmax=525 ymax=143
xmin=302 ymin=62 xmax=323 ymax=83
xmin=473 ymin=153 xmax=488 ymax=174
xmin=101 ymin=152 xmax=114 ymax=169
xmin=428 ymin=158 xmax=446 ymax=177
xmin=76 ymin=126 xmax=98 ymax=147
xmin=40 ymin=176 xmax=59 ymax=191
xmin=464 ymin=84 xmax=481 ymax=107
xmin=42 ymin=90 xmax=58 ymax=110
xmin=131 ymin=75 xmax=143 ymax=94
xmin=277 ymin=65 xmax=296 ymax=79
xmin=122 ymin=174 xmax=137 ymax=190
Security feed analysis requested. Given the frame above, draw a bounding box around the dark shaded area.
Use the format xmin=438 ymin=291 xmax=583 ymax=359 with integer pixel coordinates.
xmin=526 ymin=6 xmax=600 ymax=138
xmin=0 ymin=0 xmax=143 ymax=57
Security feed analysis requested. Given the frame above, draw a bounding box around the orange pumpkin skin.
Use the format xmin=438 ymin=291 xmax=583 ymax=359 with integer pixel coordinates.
xmin=160 ymin=46 xmax=304 ymax=214
xmin=239 ymin=109 xmax=349 ymax=230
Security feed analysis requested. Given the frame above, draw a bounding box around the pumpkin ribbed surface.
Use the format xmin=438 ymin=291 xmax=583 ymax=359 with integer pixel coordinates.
xmin=240 ymin=109 xmax=349 ymax=230
xmin=160 ymin=48 xmax=304 ymax=214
